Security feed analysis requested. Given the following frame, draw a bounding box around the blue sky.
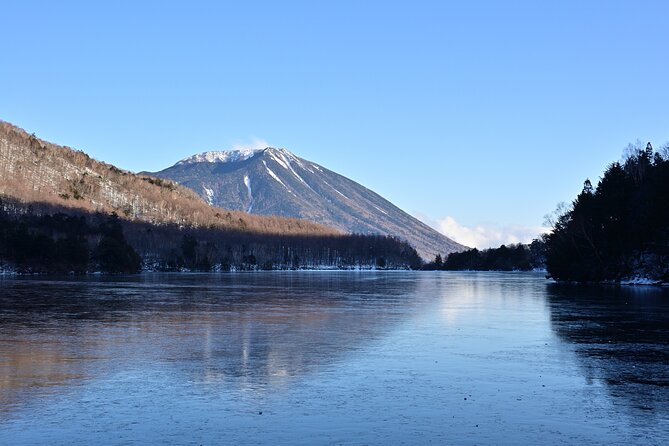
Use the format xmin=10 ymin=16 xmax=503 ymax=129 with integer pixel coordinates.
xmin=2 ymin=1 xmax=667 ymax=247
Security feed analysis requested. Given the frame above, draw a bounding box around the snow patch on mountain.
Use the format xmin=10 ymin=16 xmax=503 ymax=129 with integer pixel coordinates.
xmin=334 ymin=189 xmax=349 ymax=200
xmin=243 ymin=174 xmax=253 ymax=212
xmin=203 ymin=185 xmax=215 ymax=205
xmin=322 ymin=179 xmax=350 ymax=199
xmin=267 ymin=149 xmax=315 ymax=192
xmin=293 ymin=170 xmax=312 ymax=190
xmin=286 ymin=159 xmax=311 ymax=189
xmin=263 ymin=160 xmax=289 ymax=190
xmin=269 ymin=151 xmax=290 ymax=170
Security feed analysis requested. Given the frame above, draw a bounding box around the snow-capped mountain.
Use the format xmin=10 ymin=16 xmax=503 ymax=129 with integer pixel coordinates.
xmin=150 ymin=147 xmax=466 ymax=259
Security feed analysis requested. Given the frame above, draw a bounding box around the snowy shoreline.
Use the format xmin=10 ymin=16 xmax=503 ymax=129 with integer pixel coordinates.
xmin=2 ymin=265 xmax=666 ymax=285
xmin=550 ymin=276 xmax=668 ymax=287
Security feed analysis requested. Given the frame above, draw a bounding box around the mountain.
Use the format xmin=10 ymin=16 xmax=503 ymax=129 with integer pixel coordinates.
xmin=0 ymin=121 xmax=335 ymax=237
xmin=150 ymin=147 xmax=466 ymax=259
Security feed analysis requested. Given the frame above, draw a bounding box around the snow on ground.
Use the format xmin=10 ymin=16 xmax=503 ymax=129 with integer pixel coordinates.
xmin=178 ymin=149 xmax=263 ymax=165
xmin=619 ymin=276 xmax=664 ymax=286
xmin=0 ymin=262 xmax=17 ymax=275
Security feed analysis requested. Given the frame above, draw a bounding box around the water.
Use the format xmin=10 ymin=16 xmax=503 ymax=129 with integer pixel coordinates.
xmin=0 ymin=272 xmax=667 ymax=445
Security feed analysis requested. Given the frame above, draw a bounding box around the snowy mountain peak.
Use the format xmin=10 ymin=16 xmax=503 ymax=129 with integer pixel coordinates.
xmin=177 ymin=148 xmax=266 ymax=165
xmin=176 ymin=147 xmax=300 ymax=165
xmin=265 ymin=147 xmax=290 ymax=154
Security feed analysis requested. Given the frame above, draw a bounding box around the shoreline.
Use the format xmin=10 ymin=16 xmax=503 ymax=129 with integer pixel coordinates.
xmin=3 ymin=268 xmax=666 ymax=286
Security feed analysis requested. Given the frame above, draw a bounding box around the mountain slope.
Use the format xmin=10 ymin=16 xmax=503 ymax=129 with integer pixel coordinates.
xmin=151 ymin=147 xmax=466 ymax=259
xmin=0 ymin=121 xmax=336 ymax=236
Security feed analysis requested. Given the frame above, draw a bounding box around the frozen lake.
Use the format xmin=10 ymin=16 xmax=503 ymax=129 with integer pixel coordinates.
xmin=1 ymin=272 xmax=668 ymax=444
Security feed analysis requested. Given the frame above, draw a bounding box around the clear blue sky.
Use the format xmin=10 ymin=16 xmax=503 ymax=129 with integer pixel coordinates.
xmin=2 ymin=1 xmax=667 ymax=247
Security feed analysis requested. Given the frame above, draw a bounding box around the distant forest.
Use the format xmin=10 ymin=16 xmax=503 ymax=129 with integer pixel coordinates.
xmin=0 ymin=198 xmax=422 ymax=273
xmin=422 ymin=240 xmax=546 ymax=271
xmin=544 ymin=143 xmax=669 ymax=283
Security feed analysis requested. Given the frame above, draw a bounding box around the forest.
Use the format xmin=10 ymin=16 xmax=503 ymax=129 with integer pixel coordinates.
xmin=0 ymin=198 xmax=422 ymax=273
xmin=422 ymin=240 xmax=546 ymax=271
xmin=544 ymin=143 xmax=669 ymax=283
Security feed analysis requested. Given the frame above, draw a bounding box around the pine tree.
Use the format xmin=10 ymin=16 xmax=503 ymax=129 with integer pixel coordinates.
xmin=582 ymin=178 xmax=593 ymax=194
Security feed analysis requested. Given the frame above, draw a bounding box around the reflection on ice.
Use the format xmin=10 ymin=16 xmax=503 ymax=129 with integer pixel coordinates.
xmin=546 ymin=283 xmax=669 ymax=419
xmin=0 ymin=273 xmax=420 ymax=412
xmin=0 ymin=272 xmax=668 ymax=444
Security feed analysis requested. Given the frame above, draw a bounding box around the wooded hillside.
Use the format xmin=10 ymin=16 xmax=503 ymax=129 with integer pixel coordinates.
xmin=0 ymin=121 xmax=336 ymax=236
xmin=545 ymin=142 xmax=669 ymax=283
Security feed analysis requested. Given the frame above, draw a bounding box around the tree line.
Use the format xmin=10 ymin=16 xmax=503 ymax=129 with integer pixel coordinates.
xmin=422 ymin=240 xmax=546 ymax=271
xmin=0 ymin=198 xmax=422 ymax=273
xmin=544 ymin=142 xmax=669 ymax=283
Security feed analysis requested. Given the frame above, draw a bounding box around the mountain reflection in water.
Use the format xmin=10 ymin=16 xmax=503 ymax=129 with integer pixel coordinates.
xmin=0 ymin=273 xmax=420 ymax=416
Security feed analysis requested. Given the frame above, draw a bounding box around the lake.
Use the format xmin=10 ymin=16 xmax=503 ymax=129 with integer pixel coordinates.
xmin=1 ymin=272 xmax=668 ymax=445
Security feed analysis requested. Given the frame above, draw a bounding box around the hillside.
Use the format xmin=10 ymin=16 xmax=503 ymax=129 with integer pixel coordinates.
xmin=151 ymin=147 xmax=466 ymax=259
xmin=0 ymin=121 xmax=335 ymax=236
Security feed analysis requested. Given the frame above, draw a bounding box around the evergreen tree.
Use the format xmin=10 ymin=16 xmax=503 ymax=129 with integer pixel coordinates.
xmin=181 ymin=234 xmax=198 ymax=268
xmin=95 ymin=214 xmax=141 ymax=273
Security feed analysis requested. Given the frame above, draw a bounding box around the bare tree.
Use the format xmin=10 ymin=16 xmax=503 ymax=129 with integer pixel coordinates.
xmin=621 ymin=139 xmax=645 ymax=161
xmin=543 ymin=201 xmax=572 ymax=230
xmin=660 ymin=142 xmax=669 ymax=161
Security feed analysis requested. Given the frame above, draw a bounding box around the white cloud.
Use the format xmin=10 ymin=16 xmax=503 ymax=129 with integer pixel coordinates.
xmin=231 ymin=138 xmax=271 ymax=152
xmin=417 ymin=214 xmax=549 ymax=249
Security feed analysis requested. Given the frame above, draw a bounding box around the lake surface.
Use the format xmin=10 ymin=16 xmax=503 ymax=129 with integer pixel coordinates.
xmin=1 ymin=272 xmax=668 ymax=445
